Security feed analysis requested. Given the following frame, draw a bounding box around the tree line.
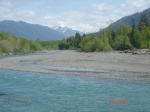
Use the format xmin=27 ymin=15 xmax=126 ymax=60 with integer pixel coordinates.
xmin=58 ymin=11 xmax=150 ymax=52
xmin=0 ymin=11 xmax=149 ymax=54
xmin=0 ymin=32 xmax=42 ymax=54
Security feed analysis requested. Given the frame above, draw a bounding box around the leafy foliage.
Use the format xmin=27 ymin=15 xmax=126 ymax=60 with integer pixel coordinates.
xmin=114 ymin=35 xmax=132 ymax=50
xmin=0 ymin=40 xmax=13 ymax=53
xmin=40 ymin=41 xmax=59 ymax=50
xmin=0 ymin=32 xmax=42 ymax=54
xmin=58 ymin=11 xmax=150 ymax=52
xmin=58 ymin=39 xmax=69 ymax=50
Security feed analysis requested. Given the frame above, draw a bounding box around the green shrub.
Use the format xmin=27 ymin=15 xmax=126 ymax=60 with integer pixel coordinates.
xmin=114 ymin=35 xmax=132 ymax=50
xmin=0 ymin=40 xmax=13 ymax=53
xmin=97 ymin=36 xmax=112 ymax=51
xmin=58 ymin=39 xmax=69 ymax=50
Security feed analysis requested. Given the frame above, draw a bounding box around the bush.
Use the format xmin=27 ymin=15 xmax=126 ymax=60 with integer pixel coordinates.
xmin=97 ymin=36 xmax=112 ymax=51
xmin=58 ymin=39 xmax=69 ymax=50
xmin=0 ymin=40 xmax=13 ymax=53
xmin=114 ymin=35 xmax=132 ymax=50
xmin=79 ymin=35 xmax=112 ymax=52
xmin=29 ymin=41 xmax=42 ymax=52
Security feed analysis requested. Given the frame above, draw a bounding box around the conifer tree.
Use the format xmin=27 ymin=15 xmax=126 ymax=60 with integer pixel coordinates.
xmin=138 ymin=12 xmax=149 ymax=31
xmin=130 ymin=19 xmax=136 ymax=47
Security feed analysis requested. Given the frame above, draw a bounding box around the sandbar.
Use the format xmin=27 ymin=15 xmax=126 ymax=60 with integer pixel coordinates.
xmin=0 ymin=50 xmax=150 ymax=81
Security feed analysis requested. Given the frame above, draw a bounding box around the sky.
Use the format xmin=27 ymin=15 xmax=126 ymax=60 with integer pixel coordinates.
xmin=0 ymin=0 xmax=150 ymax=32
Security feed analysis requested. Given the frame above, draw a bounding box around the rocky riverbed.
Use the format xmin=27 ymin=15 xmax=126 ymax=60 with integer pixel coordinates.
xmin=0 ymin=50 xmax=150 ymax=81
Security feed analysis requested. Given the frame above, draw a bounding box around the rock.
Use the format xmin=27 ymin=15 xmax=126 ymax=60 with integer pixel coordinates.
xmin=132 ymin=49 xmax=150 ymax=55
xmin=0 ymin=92 xmax=6 ymax=96
xmin=2 ymin=53 xmax=6 ymax=55
xmin=16 ymin=99 xmax=32 ymax=104
xmin=123 ymin=50 xmax=134 ymax=54
xmin=120 ymin=49 xmax=150 ymax=55
xmin=132 ymin=51 xmax=140 ymax=55
xmin=118 ymin=51 xmax=123 ymax=53
xmin=8 ymin=53 xmax=13 ymax=55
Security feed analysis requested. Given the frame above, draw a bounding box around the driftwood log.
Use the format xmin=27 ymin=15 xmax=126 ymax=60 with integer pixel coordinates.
xmin=121 ymin=49 xmax=150 ymax=55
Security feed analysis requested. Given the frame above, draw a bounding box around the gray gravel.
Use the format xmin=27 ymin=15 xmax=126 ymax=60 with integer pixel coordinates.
xmin=0 ymin=50 xmax=150 ymax=81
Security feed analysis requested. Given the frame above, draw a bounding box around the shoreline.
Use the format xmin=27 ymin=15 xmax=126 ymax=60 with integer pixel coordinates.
xmin=0 ymin=50 xmax=150 ymax=81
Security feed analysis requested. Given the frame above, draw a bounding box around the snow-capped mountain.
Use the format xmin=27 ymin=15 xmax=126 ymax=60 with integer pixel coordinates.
xmin=52 ymin=26 xmax=84 ymax=37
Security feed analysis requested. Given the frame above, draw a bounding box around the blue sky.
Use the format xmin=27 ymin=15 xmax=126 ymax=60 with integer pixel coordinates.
xmin=0 ymin=0 xmax=150 ymax=32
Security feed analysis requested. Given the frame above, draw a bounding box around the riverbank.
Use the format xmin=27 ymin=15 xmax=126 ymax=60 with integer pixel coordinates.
xmin=0 ymin=50 xmax=150 ymax=81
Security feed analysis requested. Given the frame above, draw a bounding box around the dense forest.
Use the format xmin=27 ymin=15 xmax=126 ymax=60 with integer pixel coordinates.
xmin=58 ymin=12 xmax=150 ymax=52
xmin=0 ymin=32 xmax=42 ymax=55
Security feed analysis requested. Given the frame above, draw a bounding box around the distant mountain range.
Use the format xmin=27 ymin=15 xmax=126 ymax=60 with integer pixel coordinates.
xmin=0 ymin=8 xmax=150 ymax=41
xmin=0 ymin=20 xmax=83 ymax=41
xmin=52 ymin=26 xmax=84 ymax=38
xmin=93 ymin=8 xmax=150 ymax=35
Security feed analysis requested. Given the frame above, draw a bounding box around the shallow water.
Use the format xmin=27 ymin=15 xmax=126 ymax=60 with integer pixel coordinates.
xmin=21 ymin=61 xmax=150 ymax=78
xmin=0 ymin=50 xmax=77 ymax=59
xmin=21 ymin=61 xmax=107 ymax=73
xmin=0 ymin=69 xmax=150 ymax=112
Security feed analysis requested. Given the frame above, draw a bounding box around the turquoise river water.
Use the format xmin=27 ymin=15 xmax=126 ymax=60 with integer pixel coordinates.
xmin=0 ymin=51 xmax=150 ymax=112
xmin=0 ymin=69 xmax=150 ymax=112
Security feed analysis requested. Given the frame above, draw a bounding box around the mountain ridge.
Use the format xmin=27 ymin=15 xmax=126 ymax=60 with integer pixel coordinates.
xmin=0 ymin=20 xmax=84 ymax=41
xmin=92 ymin=8 xmax=150 ymax=36
xmin=0 ymin=20 xmax=66 ymax=41
xmin=111 ymin=8 xmax=150 ymax=28
xmin=1 ymin=8 xmax=150 ymax=41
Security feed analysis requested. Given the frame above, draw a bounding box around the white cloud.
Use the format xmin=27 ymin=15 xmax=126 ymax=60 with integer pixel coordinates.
xmin=78 ymin=23 xmax=95 ymax=32
xmin=44 ymin=16 xmax=60 ymax=19
xmin=12 ymin=10 xmax=37 ymax=23
xmin=92 ymin=3 xmax=115 ymax=12
xmin=0 ymin=1 xmax=13 ymax=20
xmin=0 ymin=1 xmax=12 ymax=10
xmin=0 ymin=0 xmax=150 ymax=32
xmin=86 ymin=0 xmax=150 ymax=31
xmin=62 ymin=11 xmax=85 ymax=19
xmin=126 ymin=0 xmax=150 ymax=8
xmin=40 ymin=0 xmax=150 ymax=32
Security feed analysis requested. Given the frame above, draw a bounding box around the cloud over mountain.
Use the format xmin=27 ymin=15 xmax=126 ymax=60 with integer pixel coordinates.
xmin=0 ymin=0 xmax=150 ymax=32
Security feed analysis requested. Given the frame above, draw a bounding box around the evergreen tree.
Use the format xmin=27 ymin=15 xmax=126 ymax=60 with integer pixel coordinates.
xmin=75 ymin=32 xmax=81 ymax=48
xmin=99 ymin=28 xmax=105 ymax=36
xmin=67 ymin=36 xmax=76 ymax=49
xmin=107 ymin=26 xmax=114 ymax=47
xmin=130 ymin=19 xmax=136 ymax=47
xmin=138 ymin=12 xmax=149 ymax=31
xmin=112 ymin=30 xmax=116 ymax=41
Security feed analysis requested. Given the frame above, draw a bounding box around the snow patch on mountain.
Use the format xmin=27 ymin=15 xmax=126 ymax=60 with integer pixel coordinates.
xmin=52 ymin=26 xmax=84 ymax=37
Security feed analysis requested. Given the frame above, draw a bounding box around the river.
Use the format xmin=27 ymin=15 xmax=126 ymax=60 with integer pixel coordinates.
xmin=0 ymin=52 xmax=150 ymax=112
